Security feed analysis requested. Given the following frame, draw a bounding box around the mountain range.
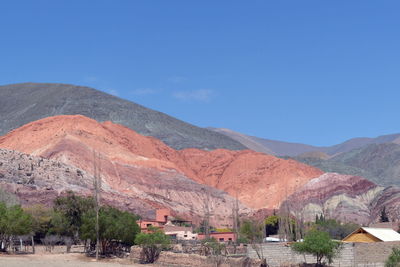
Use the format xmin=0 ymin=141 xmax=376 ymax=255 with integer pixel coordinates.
xmin=1 ymin=82 xmax=400 ymax=225
xmin=0 ymin=115 xmax=324 ymax=224
xmin=291 ymin=143 xmax=400 ymax=187
xmin=0 ymin=83 xmax=245 ymax=151
xmin=212 ymin=128 xmax=400 ymax=188
xmin=212 ymin=128 xmax=400 ymax=157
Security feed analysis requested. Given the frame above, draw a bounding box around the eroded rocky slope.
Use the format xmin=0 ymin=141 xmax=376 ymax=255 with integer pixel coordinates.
xmin=0 ymin=148 xmax=247 ymax=226
xmin=285 ymin=172 xmax=400 ymax=224
xmin=0 ymin=115 xmax=323 ymax=212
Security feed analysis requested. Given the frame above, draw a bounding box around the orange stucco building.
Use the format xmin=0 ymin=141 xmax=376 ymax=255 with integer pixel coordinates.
xmin=197 ymin=232 xmax=237 ymax=242
xmin=138 ymin=209 xmax=170 ymax=233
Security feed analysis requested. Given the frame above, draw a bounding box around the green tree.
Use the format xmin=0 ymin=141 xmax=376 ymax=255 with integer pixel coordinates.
xmin=0 ymin=203 xmax=33 ymax=252
xmin=80 ymin=206 xmax=140 ymax=254
xmin=315 ymin=218 xmax=359 ymax=240
xmin=50 ymin=192 xmax=95 ymax=238
xmin=239 ymin=220 xmax=267 ymax=266
xmin=291 ymin=230 xmax=342 ymax=266
xmin=385 ymin=247 xmax=400 ymax=267
xmin=135 ymin=227 xmax=170 ymax=263
xmin=201 ymin=237 xmax=226 ymax=256
xmin=24 ymin=204 xmax=53 ymax=241
xmin=240 ymin=220 xmax=263 ymax=244
xmin=265 ymin=215 xmax=279 ymax=236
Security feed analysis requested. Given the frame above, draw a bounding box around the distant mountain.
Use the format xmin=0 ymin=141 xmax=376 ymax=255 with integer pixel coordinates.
xmin=209 ymin=128 xmax=275 ymax=154
xmin=0 ymin=83 xmax=246 ymax=151
xmin=292 ymin=143 xmax=400 ymax=187
xmin=211 ymin=128 xmax=400 ymax=156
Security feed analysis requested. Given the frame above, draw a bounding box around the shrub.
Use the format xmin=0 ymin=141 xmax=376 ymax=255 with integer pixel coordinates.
xmin=201 ymin=237 xmax=226 ymax=256
xmin=315 ymin=218 xmax=359 ymax=240
xmin=51 ymin=192 xmax=95 ymax=238
xmin=386 ymin=247 xmax=400 ymax=267
xmin=291 ymin=230 xmax=342 ymax=266
xmin=0 ymin=203 xmax=33 ymax=252
xmin=135 ymin=227 xmax=170 ymax=263
xmin=80 ymin=205 xmax=140 ymax=255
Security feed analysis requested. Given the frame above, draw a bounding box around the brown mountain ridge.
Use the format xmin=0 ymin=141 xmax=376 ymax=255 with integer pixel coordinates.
xmin=0 ymin=115 xmax=323 ymax=216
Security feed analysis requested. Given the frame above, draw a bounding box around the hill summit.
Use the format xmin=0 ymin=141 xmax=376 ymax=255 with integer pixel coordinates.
xmin=0 ymin=82 xmax=246 ymax=151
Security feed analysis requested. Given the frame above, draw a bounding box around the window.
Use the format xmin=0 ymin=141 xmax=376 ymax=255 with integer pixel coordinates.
xmin=147 ymin=224 xmax=152 ymax=227
xmin=184 ymin=235 xmax=187 ymax=237
xmin=219 ymin=238 xmax=224 ymax=241
xmin=228 ymin=238 xmax=232 ymax=241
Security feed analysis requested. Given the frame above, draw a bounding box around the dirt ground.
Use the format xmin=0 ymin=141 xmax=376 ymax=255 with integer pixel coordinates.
xmin=0 ymin=253 xmax=149 ymax=267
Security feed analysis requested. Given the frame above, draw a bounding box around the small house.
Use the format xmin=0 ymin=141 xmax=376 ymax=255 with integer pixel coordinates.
xmin=197 ymin=232 xmax=237 ymax=242
xmin=164 ymin=225 xmax=197 ymax=241
xmin=342 ymin=227 xmax=400 ymax=243
xmin=138 ymin=209 xmax=171 ymax=233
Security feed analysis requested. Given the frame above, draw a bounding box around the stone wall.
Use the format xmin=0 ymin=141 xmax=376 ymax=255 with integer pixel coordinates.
xmin=247 ymin=243 xmax=354 ymax=267
xmin=130 ymin=246 xmax=261 ymax=267
xmin=354 ymin=241 xmax=400 ymax=266
xmin=247 ymin=242 xmax=400 ymax=267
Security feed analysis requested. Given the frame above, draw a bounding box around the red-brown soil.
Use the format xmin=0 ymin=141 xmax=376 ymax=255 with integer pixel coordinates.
xmin=0 ymin=115 xmax=323 ymax=210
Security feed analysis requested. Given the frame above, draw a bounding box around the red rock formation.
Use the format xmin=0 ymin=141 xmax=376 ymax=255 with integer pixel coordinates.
xmin=176 ymin=149 xmax=323 ymax=209
xmin=0 ymin=115 xmax=323 ymax=212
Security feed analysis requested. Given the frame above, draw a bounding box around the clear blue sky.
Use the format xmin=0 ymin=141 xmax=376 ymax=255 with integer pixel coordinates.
xmin=1 ymin=1 xmax=400 ymax=146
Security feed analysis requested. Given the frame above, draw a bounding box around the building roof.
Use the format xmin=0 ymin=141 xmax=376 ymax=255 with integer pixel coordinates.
xmin=164 ymin=225 xmax=193 ymax=232
xmin=198 ymin=232 xmax=235 ymax=235
xmin=343 ymin=227 xmax=400 ymax=242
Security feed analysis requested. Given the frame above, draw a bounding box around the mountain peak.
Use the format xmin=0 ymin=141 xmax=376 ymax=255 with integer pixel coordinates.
xmin=0 ymin=83 xmax=246 ymax=151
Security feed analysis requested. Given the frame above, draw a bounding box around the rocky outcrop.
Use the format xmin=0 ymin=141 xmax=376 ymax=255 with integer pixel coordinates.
xmin=0 ymin=148 xmax=246 ymax=226
xmin=176 ymin=149 xmax=323 ymax=209
xmin=0 ymin=115 xmax=322 ymax=216
xmin=285 ymin=173 xmax=384 ymax=224
xmin=0 ymin=148 xmax=161 ymax=216
xmin=284 ymin=172 xmax=400 ymax=224
xmin=369 ymin=186 xmax=400 ymax=223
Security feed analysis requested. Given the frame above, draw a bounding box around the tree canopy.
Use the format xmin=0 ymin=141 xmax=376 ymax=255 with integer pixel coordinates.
xmin=80 ymin=205 xmax=140 ymax=254
xmin=386 ymin=247 xmax=400 ymax=267
xmin=239 ymin=219 xmax=264 ymax=244
xmin=0 ymin=203 xmax=33 ymax=251
xmin=24 ymin=204 xmax=53 ymax=241
xmin=265 ymin=215 xmax=279 ymax=236
xmin=135 ymin=227 xmax=170 ymax=263
xmin=51 ymin=191 xmax=95 ymax=237
xmin=291 ymin=230 xmax=342 ymax=266
xmin=314 ymin=218 xmax=359 ymax=240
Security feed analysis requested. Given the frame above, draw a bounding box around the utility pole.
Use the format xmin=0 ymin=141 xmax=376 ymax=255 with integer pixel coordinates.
xmin=202 ymin=188 xmax=212 ymax=239
xmin=233 ymin=190 xmax=239 ymax=240
xmin=93 ymin=150 xmax=101 ymax=261
xmin=232 ymin=190 xmax=239 ymax=254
